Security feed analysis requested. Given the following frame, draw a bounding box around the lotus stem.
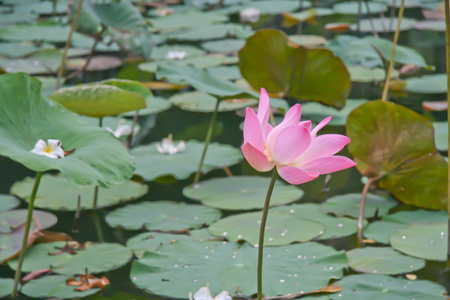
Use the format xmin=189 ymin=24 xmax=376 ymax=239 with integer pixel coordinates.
xmin=257 ymin=169 xmax=278 ymax=300
xmin=357 ymin=175 xmax=382 ymax=247
xmin=12 ymin=172 xmax=43 ymax=297
xmin=444 ymin=0 xmax=450 ymax=269
xmin=193 ymin=99 xmax=220 ymax=187
xmin=56 ymin=0 xmax=84 ymax=89
xmin=381 ymin=0 xmax=405 ymax=102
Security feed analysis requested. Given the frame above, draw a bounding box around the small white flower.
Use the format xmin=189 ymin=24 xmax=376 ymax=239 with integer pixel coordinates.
xmin=156 ymin=134 xmax=185 ymax=154
xmin=189 ymin=286 xmax=232 ymax=300
xmin=30 ymin=139 xmax=64 ymax=159
xmin=240 ymin=7 xmax=260 ymax=23
xmin=105 ymin=119 xmax=135 ymax=138
xmin=165 ymin=49 xmax=187 ymax=60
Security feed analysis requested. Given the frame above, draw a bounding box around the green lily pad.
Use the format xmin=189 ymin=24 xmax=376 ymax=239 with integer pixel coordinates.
xmin=404 ymin=74 xmax=447 ymax=94
xmin=163 ymin=23 xmax=254 ymax=41
xmin=249 ymin=0 xmax=304 ymax=14
xmin=0 ymin=194 xmax=19 ymax=212
xmin=139 ymin=56 xmax=225 ymax=73
xmin=414 ymin=20 xmax=445 ymax=32
xmin=0 ymin=42 xmax=54 ymax=58
xmin=0 ymin=73 xmax=135 ymax=187
xmin=0 ymin=25 xmax=84 ymax=43
xmin=289 ymin=35 xmax=327 ymax=46
xmin=126 ymin=229 xmax=219 ymax=258
xmin=271 ymin=203 xmax=363 ymax=240
xmin=0 ymin=278 xmax=14 ymax=298
xmin=333 ymin=1 xmax=387 ymax=14
xmin=121 ymin=96 xmax=171 ymax=117
xmin=132 ymin=140 xmax=242 ymax=181
xmin=208 ymin=211 xmax=324 ymax=246
xmin=346 ymin=247 xmax=425 ymax=275
xmin=169 ymin=91 xmax=257 ymax=112
xmin=184 ymin=176 xmax=303 ymax=210
xmin=320 ymin=193 xmax=397 ymax=218
xmin=390 ymin=222 xmax=447 ymax=261
xmin=363 ymin=221 xmax=406 ymax=244
xmin=301 ymin=99 xmax=367 ymax=126
xmin=206 ymin=65 xmax=242 ymax=81
xmin=347 ymin=100 xmax=448 ymax=210
xmin=156 ymin=63 xmax=257 ymax=99
xmin=330 ymin=274 xmax=447 ymax=299
xmin=149 ymin=11 xmax=228 ymax=30
xmin=201 ymin=39 xmax=246 ymax=53
xmin=106 ymin=201 xmax=221 ymax=231
xmin=0 ymin=209 xmax=57 ymax=233
xmin=131 ymin=240 xmax=347 ymax=298
xmin=150 ymin=45 xmax=205 ymax=60
xmin=8 ymin=242 xmax=133 ymax=275
xmin=239 ymin=29 xmax=351 ymax=109
xmin=348 ymin=66 xmax=394 ymax=83
xmin=11 ymin=174 xmax=147 ymax=211
xmin=433 ymin=122 xmax=448 ymax=151
xmin=351 ymin=18 xmax=417 ymax=32
xmin=21 ymin=275 xmax=102 ymax=299
xmin=0 ymin=49 xmax=63 ymax=74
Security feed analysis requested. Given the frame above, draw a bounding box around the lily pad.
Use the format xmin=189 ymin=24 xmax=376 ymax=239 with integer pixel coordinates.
xmin=206 ymin=65 xmax=242 ymax=81
xmin=330 ymin=274 xmax=447 ymax=299
xmin=149 ymin=11 xmax=228 ymax=30
xmin=131 ymin=140 xmax=242 ymax=181
xmin=183 ymin=176 xmax=303 ymax=210
xmin=131 ymin=240 xmax=347 ymax=298
xmin=208 ymin=211 xmax=324 ymax=246
xmin=11 ymin=174 xmax=147 ymax=211
xmin=404 ymin=74 xmax=447 ymax=94
xmin=121 ymin=96 xmax=171 ymax=117
xmin=0 ymin=73 xmax=135 ymax=187
xmin=351 ymin=18 xmax=417 ymax=32
xmin=0 ymin=278 xmax=14 ymax=298
xmin=21 ymin=275 xmax=102 ymax=299
xmin=346 ymin=247 xmax=425 ymax=275
xmin=106 ymin=201 xmax=221 ymax=231
xmin=320 ymin=193 xmax=397 ymax=218
xmin=8 ymin=242 xmax=133 ymax=275
xmin=433 ymin=122 xmax=448 ymax=151
xmin=150 ymin=45 xmax=205 ymax=60
xmin=0 ymin=194 xmax=19 ymax=212
xmin=390 ymin=222 xmax=447 ymax=261
xmin=363 ymin=221 xmax=406 ymax=244
xmin=347 ymin=100 xmax=448 ymax=210
xmin=169 ymin=91 xmax=257 ymax=112
xmin=239 ymin=29 xmax=351 ymax=109
xmin=0 ymin=25 xmax=84 ymax=43
xmin=333 ymin=1 xmax=387 ymax=14
xmin=126 ymin=229 xmax=219 ymax=258
xmin=0 ymin=209 xmax=57 ymax=233
xmin=300 ymin=99 xmax=367 ymax=126
xmin=249 ymin=0 xmax=304 ymax=14
xmin=140 ymin=56 xmax=225 ymax=73
xmin=201 ymin=39 xmax=246 ymax=53
xmin=163 ymin=23 xmax=254 ymax=41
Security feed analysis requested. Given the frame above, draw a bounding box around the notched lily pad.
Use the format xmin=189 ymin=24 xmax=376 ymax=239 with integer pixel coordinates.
xmin=106 ymin=201 xmax=221 ymax=231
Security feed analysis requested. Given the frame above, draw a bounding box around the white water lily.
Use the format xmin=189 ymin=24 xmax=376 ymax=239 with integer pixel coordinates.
xmin=156 ymin=134 xmax=185 ymax=154
xmin=30 ymin=139 xmax=64 ymax=159
xmin=165 ymin=49 xmax=188 ymax=60
xmin=240 ymin=7 xmax=260 ymax=23
xmin=105 ymin=119 xmax=134 ymax=138
xmin=189 ymin=286 xmax=232 ymax=300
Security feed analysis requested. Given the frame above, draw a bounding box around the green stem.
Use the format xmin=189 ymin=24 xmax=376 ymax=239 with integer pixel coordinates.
xmin=444 ymin=0 xmax=450 ymax=269
xmin=193 ymin=99 xmax=220 ymax=186
xmin=92 ymin=117 xmax=103 ymax=209
xmin=381 ymin=0 xmax=405 ymax=102
xmin=257 ymin=169 xmax=278 ymax=300
xmin=91 ymin=211 xmax=105 ymax=243
xmin=12 ymin=172 xmax=43 ymax=297
xmin=56 ymin=0 xmax=83 ymax=89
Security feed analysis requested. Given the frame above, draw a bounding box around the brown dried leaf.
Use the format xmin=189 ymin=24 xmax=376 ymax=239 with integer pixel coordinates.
xmin=66 ymin=274 xmax=110 ymax=292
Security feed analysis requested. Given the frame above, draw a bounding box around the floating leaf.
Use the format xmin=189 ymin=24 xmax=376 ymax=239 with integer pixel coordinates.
xmin=201 ymin=39 xmax=245 ymax=53
xmin=346 ymin=100 xmax=448 ymax=210
xmin=249 ymin=0 xmax=304 ymax=14
xmin=239 ymin=29 xmax=350 ymax=109
xmin=330 ymin=274 xmax=447 ymax=299
xmin=346 ymin=247 xmax=425 ymax=275
xmin=150 ymin=45 xmax=205 ymax=60
xmin=106 ymin=201 xmax=220 ymax=231
xmin=11 ymin=174 xmax=147 ymax=211
xmin=0 ymin=73 xmax=135 ymax=187
xmin=8 ymin=242 xmax=133 ymax=275
xmin=169 ymin=91 xmax=257 ymax=112
xmin=131 ymin=240 xmax=347 ymax=298
xmin=140 ymin=56 xmax=225 ymax=73
xmin=0 ymin=25 xmax=84 ymax=43
xmin=163 ymin=23 xmax=254 ymax=41
xmin=183 ymin=176 xmax=303 ymax=210
xmin=300 ymin=99 xmax=367 ymax=126
xmin=0 ymin=278 xmax=14 ymax=298
xmin=206 ymin=65 xmax=242 ymax=81
xmin=363 ymin=221 xmax=406 ymax=244
xmin=320 ymin=193 xmax=397 ymax=218
xmin=149 ymin=11 xmax=228 ymax=30
xmin=0 ymin=194 xmax=19 ymax=212
xmin=404 ymin=74 xmax=447 ymax=94
xmin=131 ymin=140 xmax=242 ymax=181
xmin=121 ymin=96 xmax=171 ymax=117
xmin=289 ymin=35 xmax=327 ymax=46
xmin=0 ymin=209 xmax=56 ymax=233
xmin=390 ymin=222 xmax=447 ymax=261
xmin=351 ymin=18 xmax=416 ymax=32
xmin=333 ymin=1 xmax=387 ymax=14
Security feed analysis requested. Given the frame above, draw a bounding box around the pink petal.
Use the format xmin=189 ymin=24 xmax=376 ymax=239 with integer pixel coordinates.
xmin=300 ymin=156 xmax=356 ymax=174
xmin=311 ymin=116 xmax=332 ymax=137
xmin=257 ymin=88 xmax=270 ymax=128
xmin=278 ymin=166 xmax=319 ymax=185
xmin=241 ymin=143 xmax=275 ymax=172
xmin=243 ymin=107 xmax=264 ymax=151
xmin=299 ymin=120 xmax=311 ymax=132
xmin=291 ymin=134 xmax=351 ymax=166
xmin=265 ymin=104 xmax=302 ymax=153
xmin=271 ymin=126 xmax=311 ymax=165
xmin=264 ymin=123 xmax=273 ymax=140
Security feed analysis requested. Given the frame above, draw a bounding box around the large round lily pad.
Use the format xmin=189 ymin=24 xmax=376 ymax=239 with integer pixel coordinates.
xmin=131 ymin=140 xmax=242 ymax=181
xmin=183 ymin=176 xmax=303 ymax=210
xmin=169 ymin=91 xmax=257 ymax=112
xmin=346 ymin=247 xmax=425 ymax=275
xmin=363 ymin=221 xmax=406 ymax=244
xmin=0 ymin=278 xmax=14 ymax=298
xmin=106 ymin=201 xmax=221 ymax=231
xmin=0 ymin=194 xmax=19 ymax=212
xmin=208 ymin=211 xmax=324 ymax=246
xmin=330 ymin=274 xmax=447 ymax=299
xmin=0 ymin=73 xmax=135 ymax=187
xmin=130 ymin=240 xmax=347 ymax=298
xmin=333 ymin=1 xmax=387 ymax=14
xmin=390 ymin=222 xmax=447 ymax=261
xmin=347 ymin=100 xmax=447 ymax=210
xmin=8 ymin=242 xmax=133 ymax=275
xmin=10 ymin=174 xmax=147 ymax=211
xmin=320 ymin=193 xmax=397 ymax=218
xmin=404 ymin=74 xmax=447 ymax=94
xmin=351 ymin=18 xmax=416 ymax=32
xmin=433 ymin=122 xmax=448 ymax=151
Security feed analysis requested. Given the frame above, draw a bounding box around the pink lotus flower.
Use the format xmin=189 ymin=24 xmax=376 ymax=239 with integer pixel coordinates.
xmin=242 ymin=88 xmax=356 ymax=184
